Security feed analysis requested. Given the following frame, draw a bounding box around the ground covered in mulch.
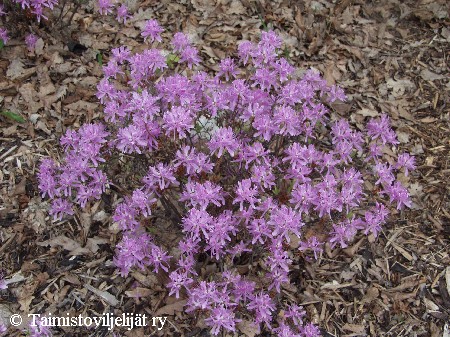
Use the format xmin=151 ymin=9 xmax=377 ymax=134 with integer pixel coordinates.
xmin=0 ymin=0 xmax=449 ymax=336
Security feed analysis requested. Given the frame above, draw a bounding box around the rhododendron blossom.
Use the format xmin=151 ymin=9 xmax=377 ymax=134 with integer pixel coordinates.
xmin=0 ymin=28 xmax=8 ymax=44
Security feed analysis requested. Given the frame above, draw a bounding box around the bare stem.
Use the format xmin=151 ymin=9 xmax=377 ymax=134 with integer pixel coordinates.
xmin=67 ymin=3 xmax=81 ymax=27
xmin=160 ymin=193 xmax=182 ymax=224
xmin=56 ymin=0 xmax=67 ymax=24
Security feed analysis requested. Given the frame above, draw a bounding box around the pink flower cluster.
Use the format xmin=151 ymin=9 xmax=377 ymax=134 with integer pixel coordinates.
xmin=97 ymin=0 xmax=131 ymax=23
xmin=38 ymin=124 xmax=109 ymax=220
xmin=0 ymin=1 xmax=132 ymax=47
xmin=0 ymin=1 xmax=50 ymax=47
xmin=13 ymin=0 xmax=58 ymax=22
xmin=38 ymin=25 xmax=416 ymax=336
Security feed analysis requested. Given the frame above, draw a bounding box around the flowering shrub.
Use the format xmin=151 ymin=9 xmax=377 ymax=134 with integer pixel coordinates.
xmin=0 ymin=0 xmax=131 ymax=46
xmin=0 ymin=1 xmax=50 ymax=47
xmin=97 ymin=0 xmax=132 ymax=21
xmin=10 ymin=0 xmax=58 ymax=23
xmin=38 ymin=23 xmax=415 ymax=336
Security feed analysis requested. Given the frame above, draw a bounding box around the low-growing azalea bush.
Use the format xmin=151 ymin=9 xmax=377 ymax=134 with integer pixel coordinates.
xmin=0 ymin=0 xmax=60 ymax=46
xmin=0 ymin=0 xmax=131 ymax=47
xmin=37 ymin=20 xmax=415 ymax=336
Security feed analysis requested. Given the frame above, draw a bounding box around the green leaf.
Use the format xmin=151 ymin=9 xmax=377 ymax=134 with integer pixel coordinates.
xmin=0 ymin=40 xmax=4 ymax=50
xmin=166 ymin=53 xmax=180 ymax=64
xmin=96 ymin=52 xmax=103 ymax=66
xmin=166 ymin=53 xmax=180 ymax=68
xmin=287 ymin=179 xmax=295 ymax=194
xmin=146 ymin=227 xmax=158 ymax=235
xmin=0 ymin=110 xmax=26 ymax=123
xmin=194 ymin=121 xmax=202 ymax=133
xmin=258 ymin=15 xmax=269 ymax=31
xmin=273 ymin=186 xmax=280 ymax=196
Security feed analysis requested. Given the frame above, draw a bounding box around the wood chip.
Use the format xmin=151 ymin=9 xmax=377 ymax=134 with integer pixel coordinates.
xmin=84 ymin=283 xmax=119 ymax=307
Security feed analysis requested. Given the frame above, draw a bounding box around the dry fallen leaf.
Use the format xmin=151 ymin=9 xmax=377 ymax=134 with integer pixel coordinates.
xmin=423 ymin=297 xmax=440 ymax=313
xmin=65 ymin=100 xmax=99 ymax=113
xmin=237 ymin=319 xmax=260 ymax=337
xmin=408 ymin=182 xmax=423 ymax=197
xmin=125 ymin=287 xmax=153 ymax=298
xmin=356 ymin=108 xmax=379 ymax=117
xmin=37 ymin=235 xmax=81 ymax=251
xmin=85 ymin=237 xmax=109 ymax=254
xmin=0 ymin=304 xmax=13 ymax=328
xmin=38 ymin=83 xmax=56 ymax=97
xmin=34 ymin=38 xmax=44 ymax=55
xmin=11 ymin=178 xmax=26 ymax=196
xmin=18 ymin=83 xmax=43 ymax=114
xmin=6 ymin=59 xmax=36 ymax=80
xmin=4 ymin=271 xmax=27 ymax=286
xmin=420 ymin=117 xmax=438 ymax=123
xmin=321 ymin=280 xmax=354 ymax=290
xmin=396 ymin=130 xmax=410 ymax=143
xmin=191 ymin=0 xmax=217 ymax=18
xmin=14 ymin=280 xmax=40 ymax=312
xmin=79 ymin=212 xmax=92 ymax=239
xmin=62 ymin=273 xmax=81 ymax=286
xmin=444 ymin=323 xmax=450 ymax=337
xmin=37 ymin=235 xmax=90 ymax=255
xmin=84 ymin=284 xmax=119 ymax=307
xmin=420 ymin=69 xmax=446 ymax=81
xmin=386 ymin=78 xmax=415 ymax=98
xmin=343 ymin=323 xmax=366 ymax=334
xmin=154 ymin=300 xmax=187 ymax=316
xmin=365 ymin=286 xmax=380 ymax=302
xmin=226 ymin=0 xmax=246 ymax=15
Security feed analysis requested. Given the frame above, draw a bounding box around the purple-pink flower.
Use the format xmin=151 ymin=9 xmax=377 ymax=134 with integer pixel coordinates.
xmin=180 ymin=46 xmax=201 ymax=69
xmin=143 ymin=163 xmax=178 ymax=191
xmin=217 ymin=58 xmax=239 ymax=81
xmin=116 ymin=4 xmax=131 ymax=23
xmin=49 ymin=198 xmax=74 ymax=221
xmin=25 ymin=33 xmax=39 ymax=51
xmin=208 ymin=127 xmax=240 ymax=158
xmin=204 ymin=307 xmax=240 ymax=335
xmin=248 ymin=291 xmax=276 ymax=327
xmin=0 ymin=273 xmax=7 ymax=290
xmin=396 ymin=153 xmax=416 ymax=176
xmin=0 ymin=28 xmax=9 ymax=44
xmin=97 ymin=0 xmax=114 ymax=15
xmin=172 ymin=32 xmax=190 ymax=52
xmin=367 ymin=113 xmax=399 ymax=145
xmin=180 ymin=180 xmax=225 ymax=210
xmin=141 ymin=19 xmax=163 ymax=43
xmin=163 ymin=106 xmax=194 ymax=139
xmin=116 ymin=124 xmax=147 ymax=154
